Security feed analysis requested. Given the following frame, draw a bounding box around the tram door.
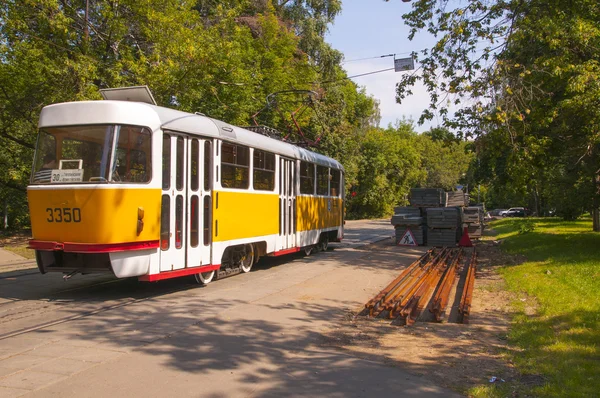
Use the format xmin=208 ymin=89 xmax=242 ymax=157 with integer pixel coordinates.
xmin=186 ymin=138 xmax=212 ymax=267
xmin=160 ymin=134 xmax=186 ymax=271
xmin=279 ymin=158 xmax=296 ymax=250
xmin=160 ymin=134 xmax=212 ymax=272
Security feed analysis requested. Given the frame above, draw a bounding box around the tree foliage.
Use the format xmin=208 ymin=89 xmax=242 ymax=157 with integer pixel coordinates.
xmin=346 ymin=121 xmax=474 ymax=219
xmin=0 ymin=0 xmax=476 ymax=227
xmin=397 ymin=0 xmax=600 ymax=222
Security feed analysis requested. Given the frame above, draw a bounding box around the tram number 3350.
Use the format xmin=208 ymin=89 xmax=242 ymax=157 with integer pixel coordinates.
xmin=46 ymin=207 xmax=81 ymax=223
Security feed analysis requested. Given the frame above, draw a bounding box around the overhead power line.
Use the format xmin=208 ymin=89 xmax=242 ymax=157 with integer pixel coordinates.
xmin=321 ymin=67 xmax=396 ymax=84
xmin=341 ymin=51 xmax=413 ymax=64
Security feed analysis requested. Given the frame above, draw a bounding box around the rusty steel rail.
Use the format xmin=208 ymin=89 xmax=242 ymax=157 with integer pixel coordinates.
xmin=362 ymin=247 xmax=475 ymax=326
xmin=459 ymin=250 xmax=477 ymax=324
xmin=399 ymin=250 xmax=451 ymax=325
xmin=364 ymin=249 xmax=433 ymax=316
xmin=388 ymin=248 xmax=453 ymax=320
xmin=429 ymin=248 xmax=463 ymax=322
xmin=370 ymin=248 xmax=448 ymax=318
xmin=383 ymin=248 xmax=449 ymax=318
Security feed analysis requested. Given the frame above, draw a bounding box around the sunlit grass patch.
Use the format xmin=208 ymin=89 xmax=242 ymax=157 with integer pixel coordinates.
xmin=468 ymin=383 xmax=512 ymax=398
xmin=3 ymin=244 xmax=35 ymax=259
xmin=490 ymin=217 xmax=600 ymax=397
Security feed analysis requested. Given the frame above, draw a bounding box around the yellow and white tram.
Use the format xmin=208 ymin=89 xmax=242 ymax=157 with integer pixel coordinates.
xmin=27 ymin=87 xmax=344 ymax=284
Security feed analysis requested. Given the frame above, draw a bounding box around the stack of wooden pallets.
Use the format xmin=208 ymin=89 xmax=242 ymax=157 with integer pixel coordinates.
xmin=408 ymin=188 xmax=445 ymax=207
xmin=390 ymin=207 xmax=425 ymax=245
xmin=426 ymin=207 xmax=462 ymax=247
xmin=462 ymin=207 xmax=484 ymax=238
xmin=393 ymin=188 xmax=483 ymax=246
xmin=445 ymin=190 xmax=468 ymax=207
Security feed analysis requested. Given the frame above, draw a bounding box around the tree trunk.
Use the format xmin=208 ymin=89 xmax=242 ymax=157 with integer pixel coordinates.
xmin=594 ymin=176 xmax=600 ymax=232
xmin=533 ymin=186 xmax=540 ymax=217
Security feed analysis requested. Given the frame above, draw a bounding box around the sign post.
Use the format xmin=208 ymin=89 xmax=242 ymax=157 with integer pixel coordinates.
xmin=394 ymin=57 xmax=415 ymax=72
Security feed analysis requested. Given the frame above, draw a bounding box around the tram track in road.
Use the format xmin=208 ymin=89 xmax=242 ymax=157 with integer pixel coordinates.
xmin=0 ymin=223 xmax=386 ymax=343
xmin=0 ymin=278 xmax=200 ymax=341
xmin=0 ymin=260 xmax=39 ymax=280
xmin=0 ymin=250 xmax=334 ymax=341
xmin=0 ymin=270 xmax=40 ymax=281
xmin=0 ymin=275 xmax=125 ymax=309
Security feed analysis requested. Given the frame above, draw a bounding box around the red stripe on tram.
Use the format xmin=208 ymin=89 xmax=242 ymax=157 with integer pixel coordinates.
xmin=138 ymin=264 xmax=221 ymax=282
xmin=272 ymin=247 xmax=301 ymax=256
xmin=28 ymin=240 xmax=160 ymax=253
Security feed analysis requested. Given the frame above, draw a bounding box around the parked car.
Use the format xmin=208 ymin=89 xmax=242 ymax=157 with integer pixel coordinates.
xmin=503 ymin=207 xmax=526 ymax=217
xmin=490 ymin=209 xmax=507 ymax=217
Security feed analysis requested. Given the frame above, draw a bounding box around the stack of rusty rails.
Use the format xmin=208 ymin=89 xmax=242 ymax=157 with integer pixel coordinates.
xmin=367 ymin=248 xmax=449 ymax=319
xmin=364 ymin=249 xmax=434 ymax=316
xmin=379 ymin=248 xmax=453 ymax=323
xmin=459 ymin=250 xmax=477 ymax=324
xmin=429 ymin=249 xmax=463 ymax=322
xmin=389 ymin=249 xmax=455 ymax=325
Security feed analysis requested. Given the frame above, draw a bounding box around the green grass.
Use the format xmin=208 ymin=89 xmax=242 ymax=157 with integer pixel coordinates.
xmin=0 ymin=230 xmax=35 ymax=259
xmin=489 ymin=217 xmax=600 ymax=397
xmin=3 ymin=244 xmax=36 ymax=259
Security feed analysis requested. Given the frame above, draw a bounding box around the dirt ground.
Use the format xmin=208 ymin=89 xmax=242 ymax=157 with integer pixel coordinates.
xmin=320 ymin=238 xmax=526 ymax=395
xmin=1 ymin=228 xmax=528 ymax=394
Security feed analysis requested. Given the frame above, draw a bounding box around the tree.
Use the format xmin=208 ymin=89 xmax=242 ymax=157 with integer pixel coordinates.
xmin=0 ymin=0 xmax=381 ymax=226
xmin=396 ymin=0 xmax=600 ymax=226
xmin=416 ymin=132 xmax=474 ymax=190
xmin=347 ymin=121 xmax=424 ymax=218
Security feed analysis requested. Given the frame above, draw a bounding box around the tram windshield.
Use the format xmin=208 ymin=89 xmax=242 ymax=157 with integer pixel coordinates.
xmin=31 ymin=124 xmax=152 ymax=184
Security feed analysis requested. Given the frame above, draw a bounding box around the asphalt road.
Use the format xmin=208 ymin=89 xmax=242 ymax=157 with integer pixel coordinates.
xmin=0 ymin=220 xmax=461 ymax=397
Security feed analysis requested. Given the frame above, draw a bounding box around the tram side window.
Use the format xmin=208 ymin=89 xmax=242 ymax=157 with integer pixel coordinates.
xmin=221 ymin=142 xmax=249 ymax=189
xmin=190 ymin=195 xmax=199 ymax=248
xmin=163 ymin=135 xmax=171 ymax=190
xmin=204 ymin=141 xmax=212 ymax=191
xmin=31 ymin=133 xmax=56 ymax=183
xmin=316 ymin=165 xmax=329 ymax=196
xmin=160 ymin=195 xmax=170 ymax=250
xmin=190 ymin=139 xmax=199 ymax=192
xmin=300 ymin=161 xmax=315 ymax=194
xmin=253 ymin=149 xmax=275 ymax=191
xmin=175 ymin=195 xmax=183 ymax=249
xmin=176 ymin=137 xmax=184 ymax=191
xmin=330 ymin=169 xmax=340 ymax=197
xmin=113 ymin=126 xmax=151 ymax=183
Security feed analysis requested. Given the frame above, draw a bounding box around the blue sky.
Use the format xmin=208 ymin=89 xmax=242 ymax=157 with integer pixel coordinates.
xmin=326 ymin=0 xmax=439 ymax=132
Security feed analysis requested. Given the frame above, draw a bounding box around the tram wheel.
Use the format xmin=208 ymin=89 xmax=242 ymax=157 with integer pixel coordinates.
xmin=304 ymin=246 xmax=314 ymax=256
xmin=318 ymin=237 xmax=329 ymax=252
xmin=194 ymin=271 xmax=215 ymax=285
xmin=240 ymin=244 xmax=254 ymax=273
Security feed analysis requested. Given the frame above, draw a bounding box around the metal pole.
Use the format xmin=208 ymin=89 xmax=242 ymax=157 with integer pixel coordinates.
xmin=84 ymin=0 xmax=89 ymax=43
xmin=4 ymin=200 xmax=7 ymax=229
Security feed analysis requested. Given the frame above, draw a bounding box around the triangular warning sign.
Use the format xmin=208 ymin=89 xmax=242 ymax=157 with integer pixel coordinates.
xmin=398 ymin=229 xmax=417 ymax=246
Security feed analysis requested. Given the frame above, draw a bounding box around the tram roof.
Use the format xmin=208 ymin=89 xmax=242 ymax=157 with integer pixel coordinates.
xmin=39 ymin=100 xmax=344 ymax=170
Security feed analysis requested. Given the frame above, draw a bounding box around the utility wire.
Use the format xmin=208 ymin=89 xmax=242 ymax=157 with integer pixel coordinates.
xmin=321 ymin=67 xmax=396 ymax=84
xmin=341 ymin=51 xmax=413 ymax=64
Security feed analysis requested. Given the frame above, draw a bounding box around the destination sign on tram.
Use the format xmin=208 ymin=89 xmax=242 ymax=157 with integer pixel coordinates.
xmin=50 ymin=169 xmax=84 ymax=183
